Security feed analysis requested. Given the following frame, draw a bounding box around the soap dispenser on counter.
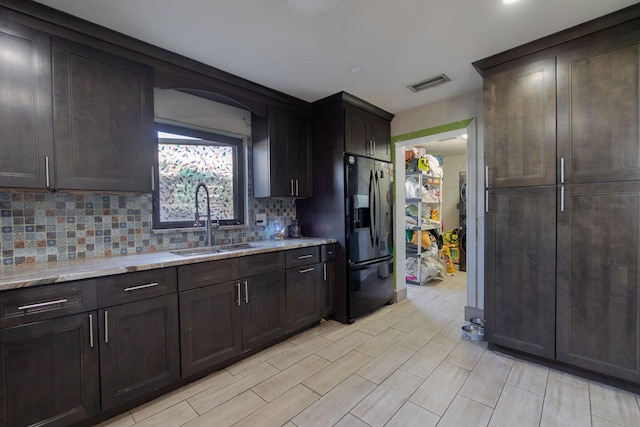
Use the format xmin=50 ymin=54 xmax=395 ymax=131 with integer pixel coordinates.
xmin=288 ymin=218 xmax=301 ymax=238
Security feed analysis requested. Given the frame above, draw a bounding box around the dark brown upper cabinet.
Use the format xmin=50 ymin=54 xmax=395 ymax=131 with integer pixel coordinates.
xmin=52 ymin=37 xmax=156 ymax=192
xmin=345 ymin=104 xmax=392 ymax=162
xmin=0 ymin=18 xmax=54 ymax=189
xmin=557 ymin=22 xmax=640 ymax=185
xmin=483 ymin=57 xmax=557 ymax=189
xmin=252 ymin=106 xmax=312 ymax=198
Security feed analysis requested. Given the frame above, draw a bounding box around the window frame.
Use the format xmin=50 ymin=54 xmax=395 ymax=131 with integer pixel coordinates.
xmin=152 ymin=121 xmax=246 ymax=229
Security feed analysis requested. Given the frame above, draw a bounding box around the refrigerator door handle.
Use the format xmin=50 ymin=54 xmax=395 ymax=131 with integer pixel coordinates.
xmin=375 ymin=171 xmax=381 ymax=248
xmin=368 ymin=170 xmax=375 ymax=247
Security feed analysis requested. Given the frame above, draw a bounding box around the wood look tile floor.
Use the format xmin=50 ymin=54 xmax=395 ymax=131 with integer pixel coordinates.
xmin=97 ymin=272 xmax=640 ymax=427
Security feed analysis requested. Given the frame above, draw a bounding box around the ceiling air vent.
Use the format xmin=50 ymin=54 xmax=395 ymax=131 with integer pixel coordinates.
xmin=407 ymin=74 xmax=451 ymax=92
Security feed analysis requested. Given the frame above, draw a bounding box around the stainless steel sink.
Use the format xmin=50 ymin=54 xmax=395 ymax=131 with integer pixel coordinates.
xmin=217 ymin=243 xmax=252 ymax=252
xmin=170 ymin=247 xmax=222 ymax=256
xmin=170 ymin=243 xmax=253 ymax=256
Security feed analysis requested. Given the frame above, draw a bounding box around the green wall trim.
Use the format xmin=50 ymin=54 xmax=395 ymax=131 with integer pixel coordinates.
xmin=391 ymin=118 xmax=473 ymax=144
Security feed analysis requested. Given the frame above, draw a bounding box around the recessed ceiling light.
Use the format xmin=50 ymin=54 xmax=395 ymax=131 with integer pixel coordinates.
xmin=349 ymin=66 xmax=363 ymax=74
xmin=503 ymin=0 xmax=519 ymax=4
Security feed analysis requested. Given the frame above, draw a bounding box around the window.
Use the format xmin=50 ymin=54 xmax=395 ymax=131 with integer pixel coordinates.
xmin=153 ymin=122 xmax=245 ymax=229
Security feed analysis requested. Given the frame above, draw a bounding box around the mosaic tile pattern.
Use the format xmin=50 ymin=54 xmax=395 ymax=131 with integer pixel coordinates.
xmin=0 ymin=137 xmax=299 ymax=266
xmin=0 ymin=191 xmax=296 ymax=266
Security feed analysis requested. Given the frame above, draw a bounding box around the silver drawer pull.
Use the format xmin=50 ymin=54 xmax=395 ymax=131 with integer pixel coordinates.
xmin=18 ymin=298 xmax=68 ymax=311
xmin=297 ymin=254 xmax=313 ymax=260
xmin=244 ymin=280 xmax=249 ymax=304
xmin=124 ymin=282 xmax=159 ymax=292
xmin=323 ymin=264 xmax=327 ymax=280
xmin=299 ymin=267 xmax=315 ymax=274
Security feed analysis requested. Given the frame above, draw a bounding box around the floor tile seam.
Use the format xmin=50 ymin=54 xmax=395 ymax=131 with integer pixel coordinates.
xmin=457 ymin=369 xmax=510 ymax=409
xmin=188 ymin=366 xmax=281 ymax=414
xmin=232 ymin=384 xmax=320 ymax=427
xmin=586 ymin=381 xmax=640 ymax=427
xmin=485 ymin=381 xmax=520 ymax=427
xmin=345 ymin=411 xmax=374 ymax=427
xmin=251 ymin=354 xmax=331 ymax=402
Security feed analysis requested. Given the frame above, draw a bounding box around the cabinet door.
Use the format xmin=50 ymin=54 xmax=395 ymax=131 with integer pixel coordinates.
xmin=286 ymin=263 xmax=322 ymax=332
xmin=0 ymin=18 xmax=54 ymax=189
xmin=0 ymin=313 xmax=99 ymax=427
xmin=557 ymin=23 xmax=640 ymax=185
xmin=485 ymin=186 xmax=556 ymax=359
xmin=345 ymin=105 xmax=391 ymax=162
xmin=179 ymin=282 xmax=242 ymax=377
xmin=556 ymin=181 xmax=640 ymax=382
xmin=321 ymin=260 xmax=336 ymax=318
xmin=294 ymin=113 xmax=313 ymax=197
xmin=241 ymin=271 xmax=286 ymax=350
xmin=369 ymin=115 xmax=391 ymax=162
xmin=99 ymin=294 xmax=180 ymax=410
xmin=484 ymin=57 xmax=556 ymax=188
xmin=345 ymin=105 xmax=371 ymax=158
xmin=253 ymin=107 xmax=312 ymax=198
xmin=52 ymin=37 xmax=155 ymax=192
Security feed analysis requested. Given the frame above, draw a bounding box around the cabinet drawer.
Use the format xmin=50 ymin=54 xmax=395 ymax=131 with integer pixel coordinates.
xmin=178 ymin=258 xmax=240 ymax=292
xmin=0 ymin=281 xmax=97 ymax=328
xmin=239 ymin=252 xmax=285 ymax=277
xmin=97 ymin=268 xmax=177 ymax=308
xmin=286 ymin=246 xmax=320 ymax=268
xmin=321 ymin=244 xmax=336 ymax=262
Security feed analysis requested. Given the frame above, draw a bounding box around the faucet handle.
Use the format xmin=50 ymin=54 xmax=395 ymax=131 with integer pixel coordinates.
xmin=194 ymin=212 xmax=201 ymax=227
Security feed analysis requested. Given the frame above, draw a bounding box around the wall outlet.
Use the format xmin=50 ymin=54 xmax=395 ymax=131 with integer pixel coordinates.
xmin=255 ymin=213 xmax=267 ymax=226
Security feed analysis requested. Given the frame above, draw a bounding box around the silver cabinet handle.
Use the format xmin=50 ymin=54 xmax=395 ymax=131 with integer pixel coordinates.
xmin=151 ymin=166 xmax=155 ymax=191
xmin=290 ymin=179 xmax=295 ymax=196
xmin=89 ymin=314 xmax=94 ymax=348
xmin=323 ymin=263 xmax=327 ymax=281
xmin=296 ymin=179 xmax=299 ymax=196
xmin=372 ymin=140 xmax=376 ymax=156
xmin=561 ymin=185 xmax=565 ymax=212
xmin=244 ymin=280 xmax=249 ymax=304
xmin=18 ymin=298 xmax=68 ymax=311
xmin=485 ymin=165 xmax=489 ymax=188
xmin=299 ymin=267 xmax=314 ymax=274
xmin=124 ymin=282 xmax=159 ymax=292
xmin=236 ymin=282 xmax=241 ymax=306
xmin=45 ymin=156 xmax=51 ymax=188
xmin=485 ymin=190 xmax=489 ymax=213
xmin=298 ymin=254 xmax=313 ymax=260
xmin=104 ymin=311 xmax=109 ymax=344
xmin=560 ymin=157 xmax=565 ymax=184
xmin=89 ymin=314 xmax=93 ymax=348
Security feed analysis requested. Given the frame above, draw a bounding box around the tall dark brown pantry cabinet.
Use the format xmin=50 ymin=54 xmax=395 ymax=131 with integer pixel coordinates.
xmin=475 ymin=6 xmax=640 ymax=385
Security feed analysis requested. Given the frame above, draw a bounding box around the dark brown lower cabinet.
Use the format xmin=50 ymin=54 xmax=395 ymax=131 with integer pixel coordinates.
xmin=179 ymin=282 xmax=242 ymax=377
xmin=485 ymin=186 xmax=557 ymax=359
xmin=556 ymin=181 xmax=640 ymax=382
xmin=0 ymin=313 xmax=100 ymax=427
xmin=286 ymin=263 xmax=322 ymax=332
xmin=241 ymin=271 xmax=287 ymax=349
xmin=99 ymin=294 xmax=180 ymax=410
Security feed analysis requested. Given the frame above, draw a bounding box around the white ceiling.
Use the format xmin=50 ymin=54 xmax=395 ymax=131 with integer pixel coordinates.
xmin=35 ymin=0 xmax=638 ymax=115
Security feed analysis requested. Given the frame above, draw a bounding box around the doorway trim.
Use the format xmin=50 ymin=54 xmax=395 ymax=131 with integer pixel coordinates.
xmin=392 ymin=118 xmax=482 ymax=317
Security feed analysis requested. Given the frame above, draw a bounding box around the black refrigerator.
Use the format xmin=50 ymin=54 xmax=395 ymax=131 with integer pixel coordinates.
xmin=345 ymin=154 xmax=394 ymax=322
xmin=295 ymin=91 xmax=395 ymax=324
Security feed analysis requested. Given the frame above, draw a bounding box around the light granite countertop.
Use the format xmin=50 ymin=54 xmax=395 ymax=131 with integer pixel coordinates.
xmin=0 ymin=238 xmax=336 ymax=291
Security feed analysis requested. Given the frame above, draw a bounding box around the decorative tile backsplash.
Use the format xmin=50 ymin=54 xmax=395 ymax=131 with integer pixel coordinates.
xmin=0 ymin=191 xmax=296 ymax=266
